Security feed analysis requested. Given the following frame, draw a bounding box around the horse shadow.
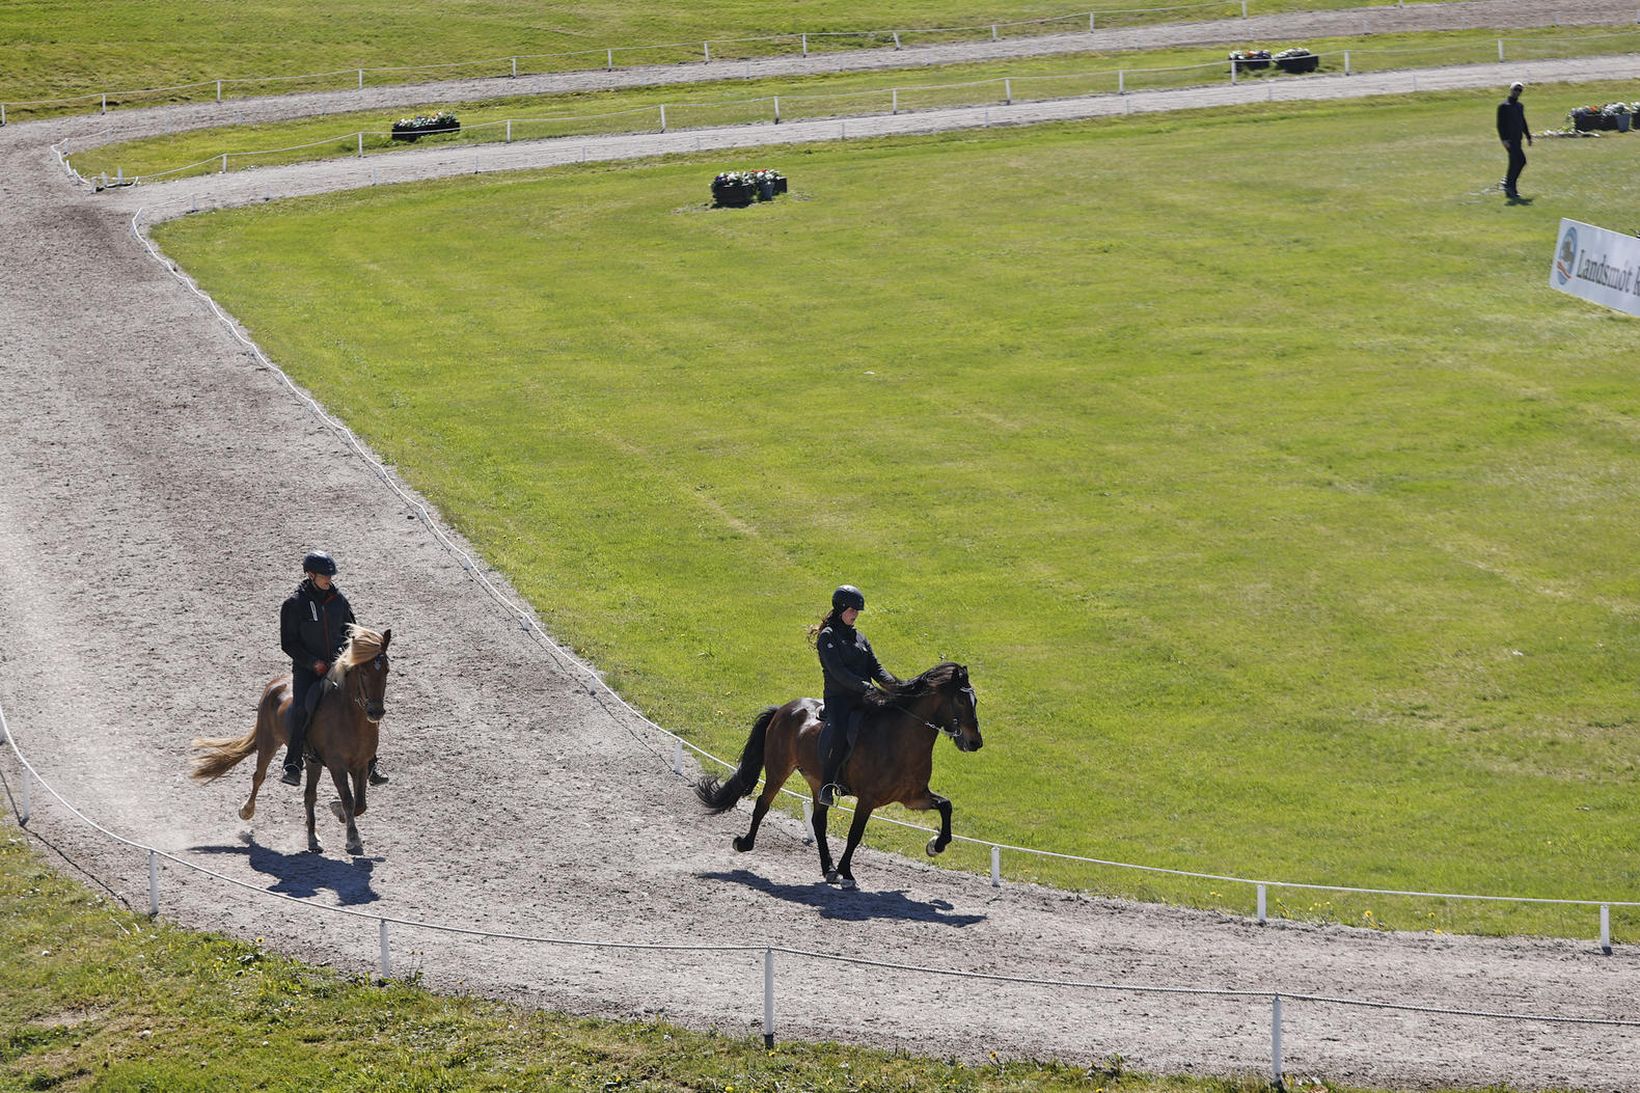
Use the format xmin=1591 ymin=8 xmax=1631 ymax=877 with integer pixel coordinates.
xmin=699 ymin=869 xmax=987 ymax=926
xmin=190 ymin=834 xmax=381 ymax=906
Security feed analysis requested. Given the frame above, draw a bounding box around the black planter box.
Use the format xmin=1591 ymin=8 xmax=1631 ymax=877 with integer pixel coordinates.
xmin=1275 ymin=54 xmax=1319 ymax=73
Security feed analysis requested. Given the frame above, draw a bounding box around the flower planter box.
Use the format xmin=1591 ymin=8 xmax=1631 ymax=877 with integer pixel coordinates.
xmin=711 ymin=169 xmax=787 ymax=207
xmin=1229 ymin=52 xmax=1271 ymax=73
xmin=712 ymin=181 xmax=756 ymax=207
xmin=391 ymin=114 xmax=460 ymax=142
xmin=1275 ymin=54 xmax=1319 ymax=74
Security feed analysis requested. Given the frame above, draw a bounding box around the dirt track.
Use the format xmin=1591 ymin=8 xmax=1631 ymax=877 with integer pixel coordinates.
xmin=4 ymin=2 xmax=1640 ymax=1087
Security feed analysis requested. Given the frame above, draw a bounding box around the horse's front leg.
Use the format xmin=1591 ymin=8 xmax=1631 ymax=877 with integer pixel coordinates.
xmin=327 ymin=765 xmax=363 ymax=856
xmin=833 ymin=806 xmax=873 ymax=891
xmin=914 ymin=791 xmax=952 ymax=856
xmin=350 ymin=769 xmax=368 ymax=819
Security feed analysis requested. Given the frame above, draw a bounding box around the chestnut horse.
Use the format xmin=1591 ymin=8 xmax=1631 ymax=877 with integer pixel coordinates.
xmin=191 ymin=626 xmax=391 ymax=855
xmin=696 ymin=662 xmax=981 ymax=889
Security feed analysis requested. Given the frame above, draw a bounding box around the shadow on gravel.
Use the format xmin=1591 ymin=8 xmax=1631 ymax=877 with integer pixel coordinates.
xmin=191 ymin=835 xmax=381 ymax=905
xmin=700 ymin=868 xmax=986 ymax=926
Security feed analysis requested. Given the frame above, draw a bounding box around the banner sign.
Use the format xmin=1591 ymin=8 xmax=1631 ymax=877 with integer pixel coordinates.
xmin=1550 ymin=219 xmax=1640 ymax=316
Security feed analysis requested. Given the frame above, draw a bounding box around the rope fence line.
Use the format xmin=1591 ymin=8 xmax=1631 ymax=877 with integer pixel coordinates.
xmin=3 ymin=700 xmax=1637 ymax=1086
xmin=105 ymin=207 xmax=1637 ymax=953
xmin=80 ymin=28 xmax=1640 ymax=186
xmin=0 ymin=1 xmax=1256 ymax=118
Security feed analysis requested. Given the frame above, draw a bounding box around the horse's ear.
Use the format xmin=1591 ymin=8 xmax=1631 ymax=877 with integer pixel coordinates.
xmin=381 ymin=628 xmax=392 ymax=651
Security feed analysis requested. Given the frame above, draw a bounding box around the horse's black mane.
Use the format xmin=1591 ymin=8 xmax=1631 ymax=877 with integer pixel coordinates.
xmin=878 ymin=661 xmax=962 ymax=703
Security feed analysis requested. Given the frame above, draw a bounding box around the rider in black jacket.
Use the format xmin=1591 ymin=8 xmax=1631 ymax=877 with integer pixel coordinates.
xmin=278 ymin=550 xmax=372 ymax=785
xmin=814 ymin=584 xmax=897 ymax=807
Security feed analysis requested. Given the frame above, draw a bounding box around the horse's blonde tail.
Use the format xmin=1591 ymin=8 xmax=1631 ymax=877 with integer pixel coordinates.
xmin=190 ymin=726 xmax=259 ymax=783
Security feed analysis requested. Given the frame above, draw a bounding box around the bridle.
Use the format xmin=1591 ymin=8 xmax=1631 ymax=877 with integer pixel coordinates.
xmin=346 ymin=655 xmax=389 ymax=716
xmin=888 ymin=682 xmax=974 ymax=741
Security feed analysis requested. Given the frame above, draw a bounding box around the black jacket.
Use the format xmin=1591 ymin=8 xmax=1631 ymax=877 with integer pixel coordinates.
xmin=817 ymin=619 xmax=896 ymax=704
xmin=280 ymin=580 xmax=356 ymax=673
xmin=1497 ymin=99 xmax=1529 ymax=143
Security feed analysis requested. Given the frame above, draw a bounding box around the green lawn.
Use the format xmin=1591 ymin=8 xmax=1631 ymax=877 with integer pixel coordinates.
xmin=7 ymin=0 xmax=1466 ymax=117
xmin=69 ymin=26 xmax=1640 ymax=183
xmin=152 ymin=86 xmax=1640 ymax=939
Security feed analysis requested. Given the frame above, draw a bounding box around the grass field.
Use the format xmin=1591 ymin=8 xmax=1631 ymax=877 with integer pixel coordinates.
xmin=4 ymin=821 xmax=1345 ymax=1092
xmin=5 ymin=0 xmax=1469 ymax=117
xmin=68 ymin=26 xmax=1640 ymax=182
xmin=151 ymin=86 xmax=1640 ymax=939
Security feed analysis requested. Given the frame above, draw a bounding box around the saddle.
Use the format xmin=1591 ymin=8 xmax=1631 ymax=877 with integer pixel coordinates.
xmin=284 ymin=678 xmax=338 ymax=760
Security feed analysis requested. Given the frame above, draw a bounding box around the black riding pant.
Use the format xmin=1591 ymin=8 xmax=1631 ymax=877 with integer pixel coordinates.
xmin=285 ymin=665 xmax=322 ymax=768
xmin=820 ymin=698 xmax=867 ymax=778
xmin=1504 ymin=140 xmax=1527 ymax=194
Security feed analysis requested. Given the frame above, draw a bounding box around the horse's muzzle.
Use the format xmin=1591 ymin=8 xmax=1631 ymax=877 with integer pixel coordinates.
xmin=958 ymin=736 xmax=983 ymax=752
xmin=366 ymin=704 xmax=386 ymax=722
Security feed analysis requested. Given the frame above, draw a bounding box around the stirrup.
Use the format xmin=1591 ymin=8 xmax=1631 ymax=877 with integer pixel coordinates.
xmin=818 ymin=781 xmax=848 ymax=807
xmin=279 ymin=766 xmax=302 ymax=786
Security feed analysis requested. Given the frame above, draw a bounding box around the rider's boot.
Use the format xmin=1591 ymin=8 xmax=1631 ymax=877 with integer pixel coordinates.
xmin=817 ymin=736 xmax=851 ymax=808
xmin=368 ymin=757 xmax=388 ymax=786
xmin=280 ymin=708 xmax=308 ymax=786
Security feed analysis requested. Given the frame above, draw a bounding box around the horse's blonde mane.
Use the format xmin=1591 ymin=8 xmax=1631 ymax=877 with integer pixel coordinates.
xmin=326 ymin=625 xmax=386 ymax=685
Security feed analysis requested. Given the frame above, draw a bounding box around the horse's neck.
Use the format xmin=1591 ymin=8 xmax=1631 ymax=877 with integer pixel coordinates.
xmin=882 ymin=690 xmax=940 ymax=732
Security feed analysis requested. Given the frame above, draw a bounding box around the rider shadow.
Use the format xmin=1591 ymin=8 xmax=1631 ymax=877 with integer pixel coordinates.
xmin=700 ymin=869 xmax=987 ymax=926
xmin=190 ymin=834 xmax=382 ymax=906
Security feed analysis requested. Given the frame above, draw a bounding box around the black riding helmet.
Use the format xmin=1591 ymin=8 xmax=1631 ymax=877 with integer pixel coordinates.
xmin=302 ymin=550 xmax=338 ymax=576
xmin=832 ymin=584 xmax=865 ymax=613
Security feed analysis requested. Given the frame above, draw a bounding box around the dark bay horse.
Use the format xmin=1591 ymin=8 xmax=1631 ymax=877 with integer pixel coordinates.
xmin=696 ymin=662 xmax=981 ymax=889
xmin=191 ymin=626 xmax=391 ymax=855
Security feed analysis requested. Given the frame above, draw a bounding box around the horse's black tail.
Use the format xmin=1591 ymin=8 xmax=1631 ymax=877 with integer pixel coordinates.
xmin=694 ymin=706 xmax=775 ymax=814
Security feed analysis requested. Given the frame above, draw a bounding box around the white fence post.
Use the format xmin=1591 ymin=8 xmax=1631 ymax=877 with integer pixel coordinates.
xmin=116 ymin=166 xmax=123 ymax=183
xmin=506 ymin=120 xmax=512 ymax=142
xmin=511 ymin=57 xmax=518 ymax=78
xmin=891 ymin=88 xmax=898 ymax=115
xmin=991 ymin=23 xmax=999 ymax=41
xmin=1004 ymin=78 xmax=1012 ymax=105
xmin=893 ymin=31 xmax=901 ymax=50
xmin=671 ymin=738 xmax=683 ymax=776
xmin=379 ymin=918 xmax=391 ymax=977
xmin=356 ymin=132 xmax=364 ymax=158
xmin=1 ymin=103 xmax=7 ymax=126
xmin=1344 ymin=49 xmax=1351 ymax=76
xmin=220 ymin=153 xmax=228 ymax=173
xmin=703 ymin=41 xmax=711 ymax=63
xmin=773 ymin=96 xmax=780 ymax=123
xmin=1271 ymin=995 xmax=1284 ymax=1085
xmin=802 ymin=798 xmax=813 ymax=843
xmin=1601 ymin=904 xmax=1612 ymax=955
xmin=801 ymin=33 xmax=808 ymax=57
xmin=1242 ymin=0 xmax=1249 ymax=15
xmin=659 ymin=104 xmax=667 ymax=132
xmin=1257 ymin=884 xmax=1267 ymax=923
xmin=101 ymin=93 xmax=107 ymax=115
xmin=1090 ymin=12 xmax=1096 ymax=31
xmin=990 ymin=845 xmax=1001 ymax=887
xmin=1118 ymin=69 xmax=1125 ymax=95
xmin=1230 ymin=59 xmax=1238 ymax=85
xmin=762 ymin=948 xmax=775 ymax=1048
xmin=148 ymin=850 xmax=159 ymax=916
xmin=19 ymin=768 xmax=29 ymax=825
xmin=216 ymin=80 xmax=222 ymax=103
xmin=607 ymin=48 xmax=614 ymax=71
xmin=1498 ymin=39 xmax=1505 ymax=62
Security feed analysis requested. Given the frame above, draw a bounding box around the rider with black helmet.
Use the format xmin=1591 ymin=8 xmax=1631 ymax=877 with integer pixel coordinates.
xmin=813 ymin=584 xmax=898 ymax=807
xmin=278 ymin=551 xmax=385 ymax=786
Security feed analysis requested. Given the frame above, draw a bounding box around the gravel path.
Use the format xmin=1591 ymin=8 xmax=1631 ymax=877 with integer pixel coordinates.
xmin=4 ymin=3 xmax=1640 ymax=1088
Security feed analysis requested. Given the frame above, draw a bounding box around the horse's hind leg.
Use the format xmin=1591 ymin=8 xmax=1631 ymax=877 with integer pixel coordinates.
xmin=240 ymin=708 xmax=278 ymax=821
xmin=327 ymin=765 xmax=363 ymax=856
xmin=733 ymin=754 xmax=794 ymax=853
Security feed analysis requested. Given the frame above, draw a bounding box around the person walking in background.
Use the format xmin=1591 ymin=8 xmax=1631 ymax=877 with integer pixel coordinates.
xmin=1497 ymin=82 xmax=1532 ymax=200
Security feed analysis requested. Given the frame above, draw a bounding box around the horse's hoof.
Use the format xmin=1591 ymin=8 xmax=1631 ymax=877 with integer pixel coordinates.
xmin=346 ymin=840 xmax=364 ymax=856
xmin=839 ymin=875 xmax=857 ymax=891
xmin=824 ymin=870 xmax=840 ymax=885
xmin=925 ymin=837 xmax=944 ymax=857
xmin=732 ymin=836 xmax=753 ymax=853
xmin=239 ymin=805 xmax=255 ymax=821
xmin=329 ymin=801 xmax=349 ymax=825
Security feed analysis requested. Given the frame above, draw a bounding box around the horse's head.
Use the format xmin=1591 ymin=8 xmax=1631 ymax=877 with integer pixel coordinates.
xmin=935 ymin=663 xmax=982 ymax=753
xmin=342 ymin=626 xmax=392 ymax=723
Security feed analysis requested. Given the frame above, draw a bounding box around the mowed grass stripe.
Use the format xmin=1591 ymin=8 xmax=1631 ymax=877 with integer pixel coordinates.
xmin=154 ymin=88 xmax=1640 ymax=937
xmin=3 ymin=0 xmax=1456 ymax=115
xmin=71 ymin=26 xmax=1640 ymax=181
